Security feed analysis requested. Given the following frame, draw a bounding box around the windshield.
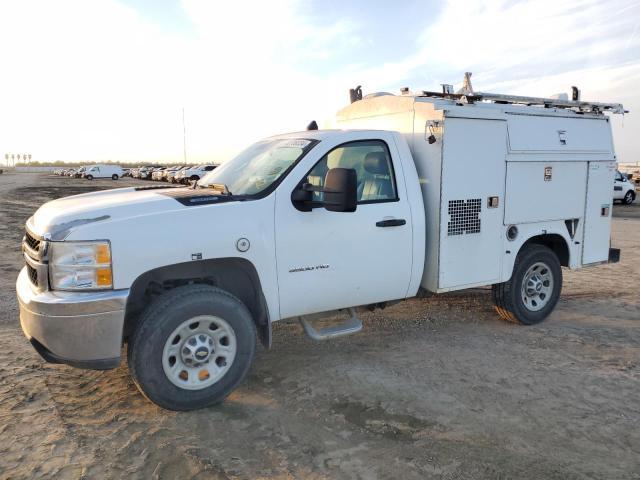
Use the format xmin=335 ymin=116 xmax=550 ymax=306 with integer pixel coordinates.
xmin=199 ymin=138 xmax=316 ymax=196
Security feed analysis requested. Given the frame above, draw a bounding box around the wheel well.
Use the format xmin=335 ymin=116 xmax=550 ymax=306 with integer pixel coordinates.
xmin=124 ymin=258 xmax=271 ymax=348
xmin=521 ymin=234 xmax=569 ymax=267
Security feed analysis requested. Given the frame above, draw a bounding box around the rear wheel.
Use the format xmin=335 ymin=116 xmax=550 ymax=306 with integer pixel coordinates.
xmin=492 ymin=244 xmax=562 ymax=325
xmin=111 ymin=174 xmax=119 ymax=180
xmin=623 ymin=190 xmax=635 ymax=205
xmin=127 ymin=285 xmax=256 ymax=411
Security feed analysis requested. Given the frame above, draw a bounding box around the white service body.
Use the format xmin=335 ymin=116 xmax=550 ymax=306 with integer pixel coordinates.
xmin=333 ymin=94 xmax=618 ymax=291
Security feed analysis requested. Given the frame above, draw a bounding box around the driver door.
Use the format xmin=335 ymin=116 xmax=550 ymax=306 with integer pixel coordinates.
xmin=274 ymin=134 xmax=414 ymax=319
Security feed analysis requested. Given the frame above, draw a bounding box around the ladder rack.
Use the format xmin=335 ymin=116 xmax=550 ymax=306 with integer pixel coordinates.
xmin=418 ymin=90 xmax=626 ymax=115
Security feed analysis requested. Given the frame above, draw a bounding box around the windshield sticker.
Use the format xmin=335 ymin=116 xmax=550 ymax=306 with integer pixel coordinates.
xmin=279 ymin=139 xmax=311 ymax=149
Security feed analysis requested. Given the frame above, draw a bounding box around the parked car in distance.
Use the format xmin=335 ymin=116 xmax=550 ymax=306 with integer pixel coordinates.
xmin=143 ymin=166 xmax=165 ymax=180
xmin=69 ymin=167 xmax=86 ymax=178
xmin=151 ymin=167 xmax=167 ymax=181
xmin=614 ymin=170 xmax=636 ymax=205
xmin=173 ymin=165 xmax=194 ymax=184
xmin=180 ymin=164 xmax=218 ymax=184
xmin=83 ymin=165 xmax=124 ymax=180
xmin=163 ymin=166 xmax=185 ymax=182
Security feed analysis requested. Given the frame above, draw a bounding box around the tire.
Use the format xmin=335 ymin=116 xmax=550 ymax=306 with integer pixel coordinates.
xmin=127 ymin=285 xmax=256 ymax=411
xmin=190 ymin=175 xmax=200 ymax=181
xmin=623 ymin=190 xmax=635 ymax=205
xmin=492 ymin=244 xmax=562 ymax=325
xmin=86 ymin=174 xmax=93 ymax=180
xmin=111 ymin=174 xmax=119 ymax=180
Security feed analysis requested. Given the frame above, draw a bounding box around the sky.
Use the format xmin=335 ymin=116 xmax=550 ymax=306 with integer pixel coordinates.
xmin=0 ymin=0 xmax=639 ymax=165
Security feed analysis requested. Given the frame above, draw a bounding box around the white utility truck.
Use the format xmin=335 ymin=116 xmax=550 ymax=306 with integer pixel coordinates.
xmin=17 ymin=79 xmax=624 ymax=410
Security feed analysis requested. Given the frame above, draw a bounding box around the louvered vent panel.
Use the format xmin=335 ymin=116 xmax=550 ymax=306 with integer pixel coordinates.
xmin=447 ymin=199 xmax=481 ymax=236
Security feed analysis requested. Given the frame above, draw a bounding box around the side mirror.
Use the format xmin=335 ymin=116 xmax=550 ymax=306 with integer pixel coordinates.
xmin=291 ymin=183 xmax=314 ymax=211
xmin=323 ymin=168 xmax=357 ymax=212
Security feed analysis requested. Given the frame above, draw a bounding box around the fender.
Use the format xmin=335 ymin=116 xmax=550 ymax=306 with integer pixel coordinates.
xmin=501 ymin=221 xmax=574 ymax=283
xmin=123 ymin=257 xmax=272 ymax=348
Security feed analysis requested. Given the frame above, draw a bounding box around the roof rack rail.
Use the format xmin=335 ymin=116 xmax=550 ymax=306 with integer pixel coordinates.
xmin=418 ymin=90 xmax=626 ymax=115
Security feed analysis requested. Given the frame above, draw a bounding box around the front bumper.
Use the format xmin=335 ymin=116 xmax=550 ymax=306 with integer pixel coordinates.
xmin=16 ymin=267 xmax=129 ymax=370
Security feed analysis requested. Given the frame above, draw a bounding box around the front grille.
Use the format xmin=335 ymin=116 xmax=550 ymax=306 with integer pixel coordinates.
xmin=24 ymin=230 xmax=41 ymax=252
xmin=26 ymin=264 xmax=38 ymax=286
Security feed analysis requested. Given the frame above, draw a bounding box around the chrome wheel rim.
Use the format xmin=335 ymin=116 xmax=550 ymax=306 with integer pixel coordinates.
xmin=521 ymin=262 xmax=554 ymax=312
xmin=625 ymin=191 xmax=633 ymax=204
xmin=162 ymin=315 xmax=237 ymax=390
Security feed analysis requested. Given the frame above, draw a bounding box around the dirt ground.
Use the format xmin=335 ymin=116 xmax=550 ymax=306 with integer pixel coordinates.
xmin=0 ymin=172 xmax=638 ymax=480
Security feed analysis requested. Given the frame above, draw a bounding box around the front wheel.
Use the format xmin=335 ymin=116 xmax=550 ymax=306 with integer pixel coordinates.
xmin=127 ymin=285 xmax=256 ymax=411
xmin=85 ymin=174 xmax=93 ymax=180
xmin=111 ymin=174 xmax=119 ymax=180
xmin=492 ymin=244 xmax=562 ymax=325
xmin=623 ymin=190 xmax=635 ymax=205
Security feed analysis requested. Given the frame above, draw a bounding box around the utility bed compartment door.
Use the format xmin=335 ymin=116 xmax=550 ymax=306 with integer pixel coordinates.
xmin=582 ymin=161 xmax=616 ymax=264
xmin=507 ymin=115 xmax=612 ymax=154
xmin=504 ymin=162 xmax=587 ymax=224
xmin=438 ymin=118 xmax=506 ymax=290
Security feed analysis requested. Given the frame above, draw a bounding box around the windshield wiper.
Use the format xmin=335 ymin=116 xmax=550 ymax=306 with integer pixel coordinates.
xmin=207 ymin=183 xmax=233 ymax=195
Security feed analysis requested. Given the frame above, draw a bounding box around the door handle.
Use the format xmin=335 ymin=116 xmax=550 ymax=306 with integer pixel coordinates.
xmin=376 ymin=218 xmax=406 ymax=227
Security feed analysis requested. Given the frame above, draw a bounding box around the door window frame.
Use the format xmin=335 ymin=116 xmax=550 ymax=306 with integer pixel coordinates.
xmin=293 ymin=139 xmax=400 ymax=209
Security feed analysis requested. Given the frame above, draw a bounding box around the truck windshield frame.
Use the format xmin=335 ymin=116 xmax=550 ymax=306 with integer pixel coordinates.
xmin=199 ymin=138 xmax=320 ymax=198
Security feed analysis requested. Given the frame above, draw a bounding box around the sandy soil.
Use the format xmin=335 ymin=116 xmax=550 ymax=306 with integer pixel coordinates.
xmin=0 ymin=173 xmax=638 ymax=479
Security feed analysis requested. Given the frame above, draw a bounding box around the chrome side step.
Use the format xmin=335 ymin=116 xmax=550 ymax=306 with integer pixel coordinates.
xmin=299 ymin=308 xmax=363 ymax=341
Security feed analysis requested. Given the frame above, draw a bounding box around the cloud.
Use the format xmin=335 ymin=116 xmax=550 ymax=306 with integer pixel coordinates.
xmin=0 ymin=0 xmax=365 ymax=162
xmin=0 ymin=0 xmax=637 ymax=163
xmin=352 ymin=0 xmax=640 ymax=162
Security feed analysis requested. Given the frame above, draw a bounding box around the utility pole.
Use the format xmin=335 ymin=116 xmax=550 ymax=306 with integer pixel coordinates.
xmin=182 ymin=107 xmax=187 ymax=164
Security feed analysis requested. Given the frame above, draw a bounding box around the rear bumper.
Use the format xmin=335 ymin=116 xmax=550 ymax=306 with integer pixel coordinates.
xmin=16 ymin=267 xmax=129 ymax=370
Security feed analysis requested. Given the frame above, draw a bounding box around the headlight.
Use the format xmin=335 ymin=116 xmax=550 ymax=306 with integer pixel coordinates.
xmin=49 ymin=241 xmax=113 ymax=290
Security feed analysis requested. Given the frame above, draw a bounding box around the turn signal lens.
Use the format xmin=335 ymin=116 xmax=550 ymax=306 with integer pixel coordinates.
xmin=96 ymin=267 xmax=113 ymax=287
xmin=96 ymin=244 xmax=111 ymax=264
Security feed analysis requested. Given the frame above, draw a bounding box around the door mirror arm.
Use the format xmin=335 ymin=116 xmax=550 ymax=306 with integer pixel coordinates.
xmin=291 ymin=182 xmax=316 ymax=212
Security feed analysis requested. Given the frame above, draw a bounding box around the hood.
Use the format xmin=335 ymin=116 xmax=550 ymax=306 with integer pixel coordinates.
xmin=28 ymin=187 xmax=184 ymax=240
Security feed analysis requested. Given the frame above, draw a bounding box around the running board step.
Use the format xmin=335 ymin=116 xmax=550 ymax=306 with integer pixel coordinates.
xmin=299 ymin=308 xmax=363 ymax=341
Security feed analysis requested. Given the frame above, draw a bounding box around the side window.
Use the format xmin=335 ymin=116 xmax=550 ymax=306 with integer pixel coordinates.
xmin=302 ymin=140 xmax=398 ymax=204
xmin=615 ymin=171 xmax=624 ymax=182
